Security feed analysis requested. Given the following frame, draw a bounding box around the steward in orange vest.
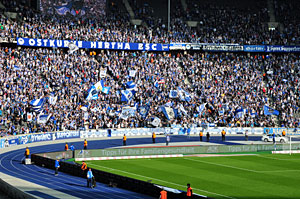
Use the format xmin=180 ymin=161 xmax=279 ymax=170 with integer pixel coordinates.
xmin=152 ymin=132 xmax=156 ymax=143
xmin=123 ymin=134 xmax=127 ymax=146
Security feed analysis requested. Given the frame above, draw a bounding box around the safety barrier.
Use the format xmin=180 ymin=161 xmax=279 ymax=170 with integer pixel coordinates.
xmin=0 ymin=127 xmax=271 ymax=149
xmin=31 ymin=153 xmax=207 ymax=199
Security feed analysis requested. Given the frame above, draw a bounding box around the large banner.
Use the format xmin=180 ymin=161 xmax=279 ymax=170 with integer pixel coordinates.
xmin=265 ymin=45 xmax=300 ymax=53
xmin=31 ymin=133 xmax=53 ymax=142
xmin=17 ymin=38 xmax=169 ymax=51
xmin=55 ymin=131 xmax=80 ymax=140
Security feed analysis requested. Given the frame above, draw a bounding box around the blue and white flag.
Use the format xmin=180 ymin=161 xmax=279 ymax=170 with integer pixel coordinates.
xmin=177 ymin=87 xmax=191 ymax=102
xmin=86 ymin=86 xmax=98 ymax=101
xmin=129 ymin=70 xmax=136 ymax=77
xmin=138 ymin=105 xmax=150 ymax=119
xmin=68 ymin=42 xmax=79 ymax=54
xmin=37 ymin=114 xmax=51 ymax=124
xmin=13 ymin=65 xmax=21 ymax=71
xmin=49 ymin=95 xmax=57 ymax=105
xmin=151 ymin=117 xmax=161 ymax=127
xmin=197 ymin=103 xmax=206 ymax=114
xmin=30 ymin=98 xmax=45 ymax=112
xmin=126 ymin=81 xmax=137 ymax=93
xmin=121 ymin=90 xmax=133 ymax=102
xmin=55 ymin=2 xmax=72 ymax=15
xmin=161 ymin=107 xmax=178 ymax=120
xmin=96 ymin=80 xmax=111 ymax=94
xmin=235 ymin=108 xmax=244 ymax=118
xmin=102 ymin=86 xmax=111 ymax=94
xmin=179 ymin=104 xmax=189 ymax=117
xmin=120 ymin=106 xmax=136 ymax=120
xmin=169 ymin=90 xmax=178 ymax=98
xmin=264 ymin=105 xmax=279 ymax=116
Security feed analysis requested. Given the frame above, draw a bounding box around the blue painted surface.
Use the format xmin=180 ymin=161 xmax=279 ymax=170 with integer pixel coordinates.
xmin=0 ymin=135 xmax=261 ymax=199
xmin=26 ymin=191 xmax=60 ymax=199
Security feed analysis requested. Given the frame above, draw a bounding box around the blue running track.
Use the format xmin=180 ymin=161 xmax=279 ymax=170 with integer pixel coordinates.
xmin=0 ymin=135 xmax=261 ymax=199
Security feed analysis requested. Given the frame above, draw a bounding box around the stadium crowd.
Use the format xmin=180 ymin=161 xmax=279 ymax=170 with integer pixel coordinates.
xmin=0 ymin=0 xmax=299 ymax=137
xmin=0 ymin=0 xmax=299 ymax=44
xmin=0 ymin=46 xmax=299 ymax=136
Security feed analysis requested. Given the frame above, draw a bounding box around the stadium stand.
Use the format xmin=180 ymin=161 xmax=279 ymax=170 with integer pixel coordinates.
xmin=0 ymin=0 xmax=299 ymax=135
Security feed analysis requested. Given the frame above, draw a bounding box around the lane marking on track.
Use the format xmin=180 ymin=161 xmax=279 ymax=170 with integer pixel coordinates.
xmin=88 ymin=163 xmax=236 ymax=199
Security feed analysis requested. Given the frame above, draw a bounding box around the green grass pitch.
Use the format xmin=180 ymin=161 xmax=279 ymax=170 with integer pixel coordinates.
xmin=83 ymin=154 xmax=300 ymax=199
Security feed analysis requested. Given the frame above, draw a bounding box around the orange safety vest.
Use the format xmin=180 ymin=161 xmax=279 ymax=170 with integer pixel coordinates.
xmin=123 ymin=136 xmax=127 ymax=141
xmin=282 ymin=131 xmax=286 ymax=136
xmin=222 ymin=130 xmax=226 ymax=135
xmin=25 ymin=148 xmax=30 ymax=156
xmin=160 ymin=190 xmax=167 ymax=199
xmin=152 ymin=133 xmax=156 ymax=138
xmin=84 ymin=140 xmax=87 ymax=147
xmin=65 ymin=144 xmax=68 ymax=151
xmin=187 ymin=187 xmax=192 ymax=196
xmin=81 ymin=162 xmax=87 ymax=170
xmin=200 ymin=132 xmax=203 ymax=136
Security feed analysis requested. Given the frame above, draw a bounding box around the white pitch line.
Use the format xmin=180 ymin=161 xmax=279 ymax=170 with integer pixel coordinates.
xmin=256 ymin=155 xmax=300 ymax=161
xmin=88 ymin=163 xmax=236 ymax=199
xmin=183 ymin=157 xmax=260 ymax=173
xmin=257 ymin=169 xmax=300 ymax=173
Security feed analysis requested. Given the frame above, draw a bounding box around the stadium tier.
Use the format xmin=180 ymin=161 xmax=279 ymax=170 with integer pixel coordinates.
xmin=0 ymin=0 xmax=299 ymax=198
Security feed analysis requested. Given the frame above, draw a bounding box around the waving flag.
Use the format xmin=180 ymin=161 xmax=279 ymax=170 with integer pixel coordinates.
xmin=169 ymin=90 xmax=178 ymax=98
xmin=95 ymin=80 xmax=111 ymax=94
xmin=86 ymin=86 xmax=98 ymax=101
xmin=30 ymin=98 xmax=45 ymax=112
xmin=264 ymin=105 xmax=279 ymax=116
xmin=179 ymin=104 xmax=189 ymax=117
xmin=177 ymin=87 xmax=192 ymax=102
xmin=161 ymin=107 xmax=178 ymax=120
xmin=68 ymin=42 xmax=79 ymax=54
xmin=121 ymin=90 xmax=133 ymax=102
xmin=55 ymin=2 xmax=72 ymax=15
xmin=126 ymin=81 xmax=137 ymax=94
xmin=49 ymin=95 xmax=57 ymax=105
xmin=37 ymin=114 xmax=51 ymax=124
xmin=138 ymin=105 xmax=150 ymax=119
xmin=197 ymin=103 xmax=206 ymax=114
xmin=151 ymin=117 xmax=161 ymax=127
xmin=120 ymin=106 xmax=136 ymax=120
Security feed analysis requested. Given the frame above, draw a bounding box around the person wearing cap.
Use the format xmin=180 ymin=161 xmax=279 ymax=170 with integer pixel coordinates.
xmin=123 ymin=134 xmax=127 ymax=146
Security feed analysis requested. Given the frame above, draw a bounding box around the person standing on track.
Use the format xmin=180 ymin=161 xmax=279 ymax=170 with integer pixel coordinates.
xmin=152 ymin=132 xmax=156 ymax=143
xmin=84 ymin=139 xmax=88 ymax=150
xmin=199 ymin=131 xmax=203 ymax=142
xmin=186 ymin=183 xmax=193 ymax=198
xmin=221 ymin=129 xmax=226 ymax=141
xmin=65 ymin=142 xmax=69 ymax=151
xmin=166 ymin=134 xmax=170 ymax=146
xmin=160 ymin=188 xmax=167 ymax=199
xmin=245 ymin=130 xmax=248 ymax=141
xmin=54 ymin=159 xmax=60 ymax=176
xmin=24 ymin=147 xmax=30 ymax=159
xmin=87 ymin=168 xmax=94 ymax=188
xmin=81 ymin=161 xmax=87 ymax=175
xmin=206 ymin=132 xmax=210 ymax=142
xmin=123 ymin=134 xmax=127 ymax=146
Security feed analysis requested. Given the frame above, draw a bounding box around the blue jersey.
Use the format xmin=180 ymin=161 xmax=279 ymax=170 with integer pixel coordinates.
xmin=70 ymin=145 xmax=75 ymax=151
xmin=87 ymin=170 xmax=93 ymax=179
xmin=55 ymin=160 xmax=60 ymax=168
